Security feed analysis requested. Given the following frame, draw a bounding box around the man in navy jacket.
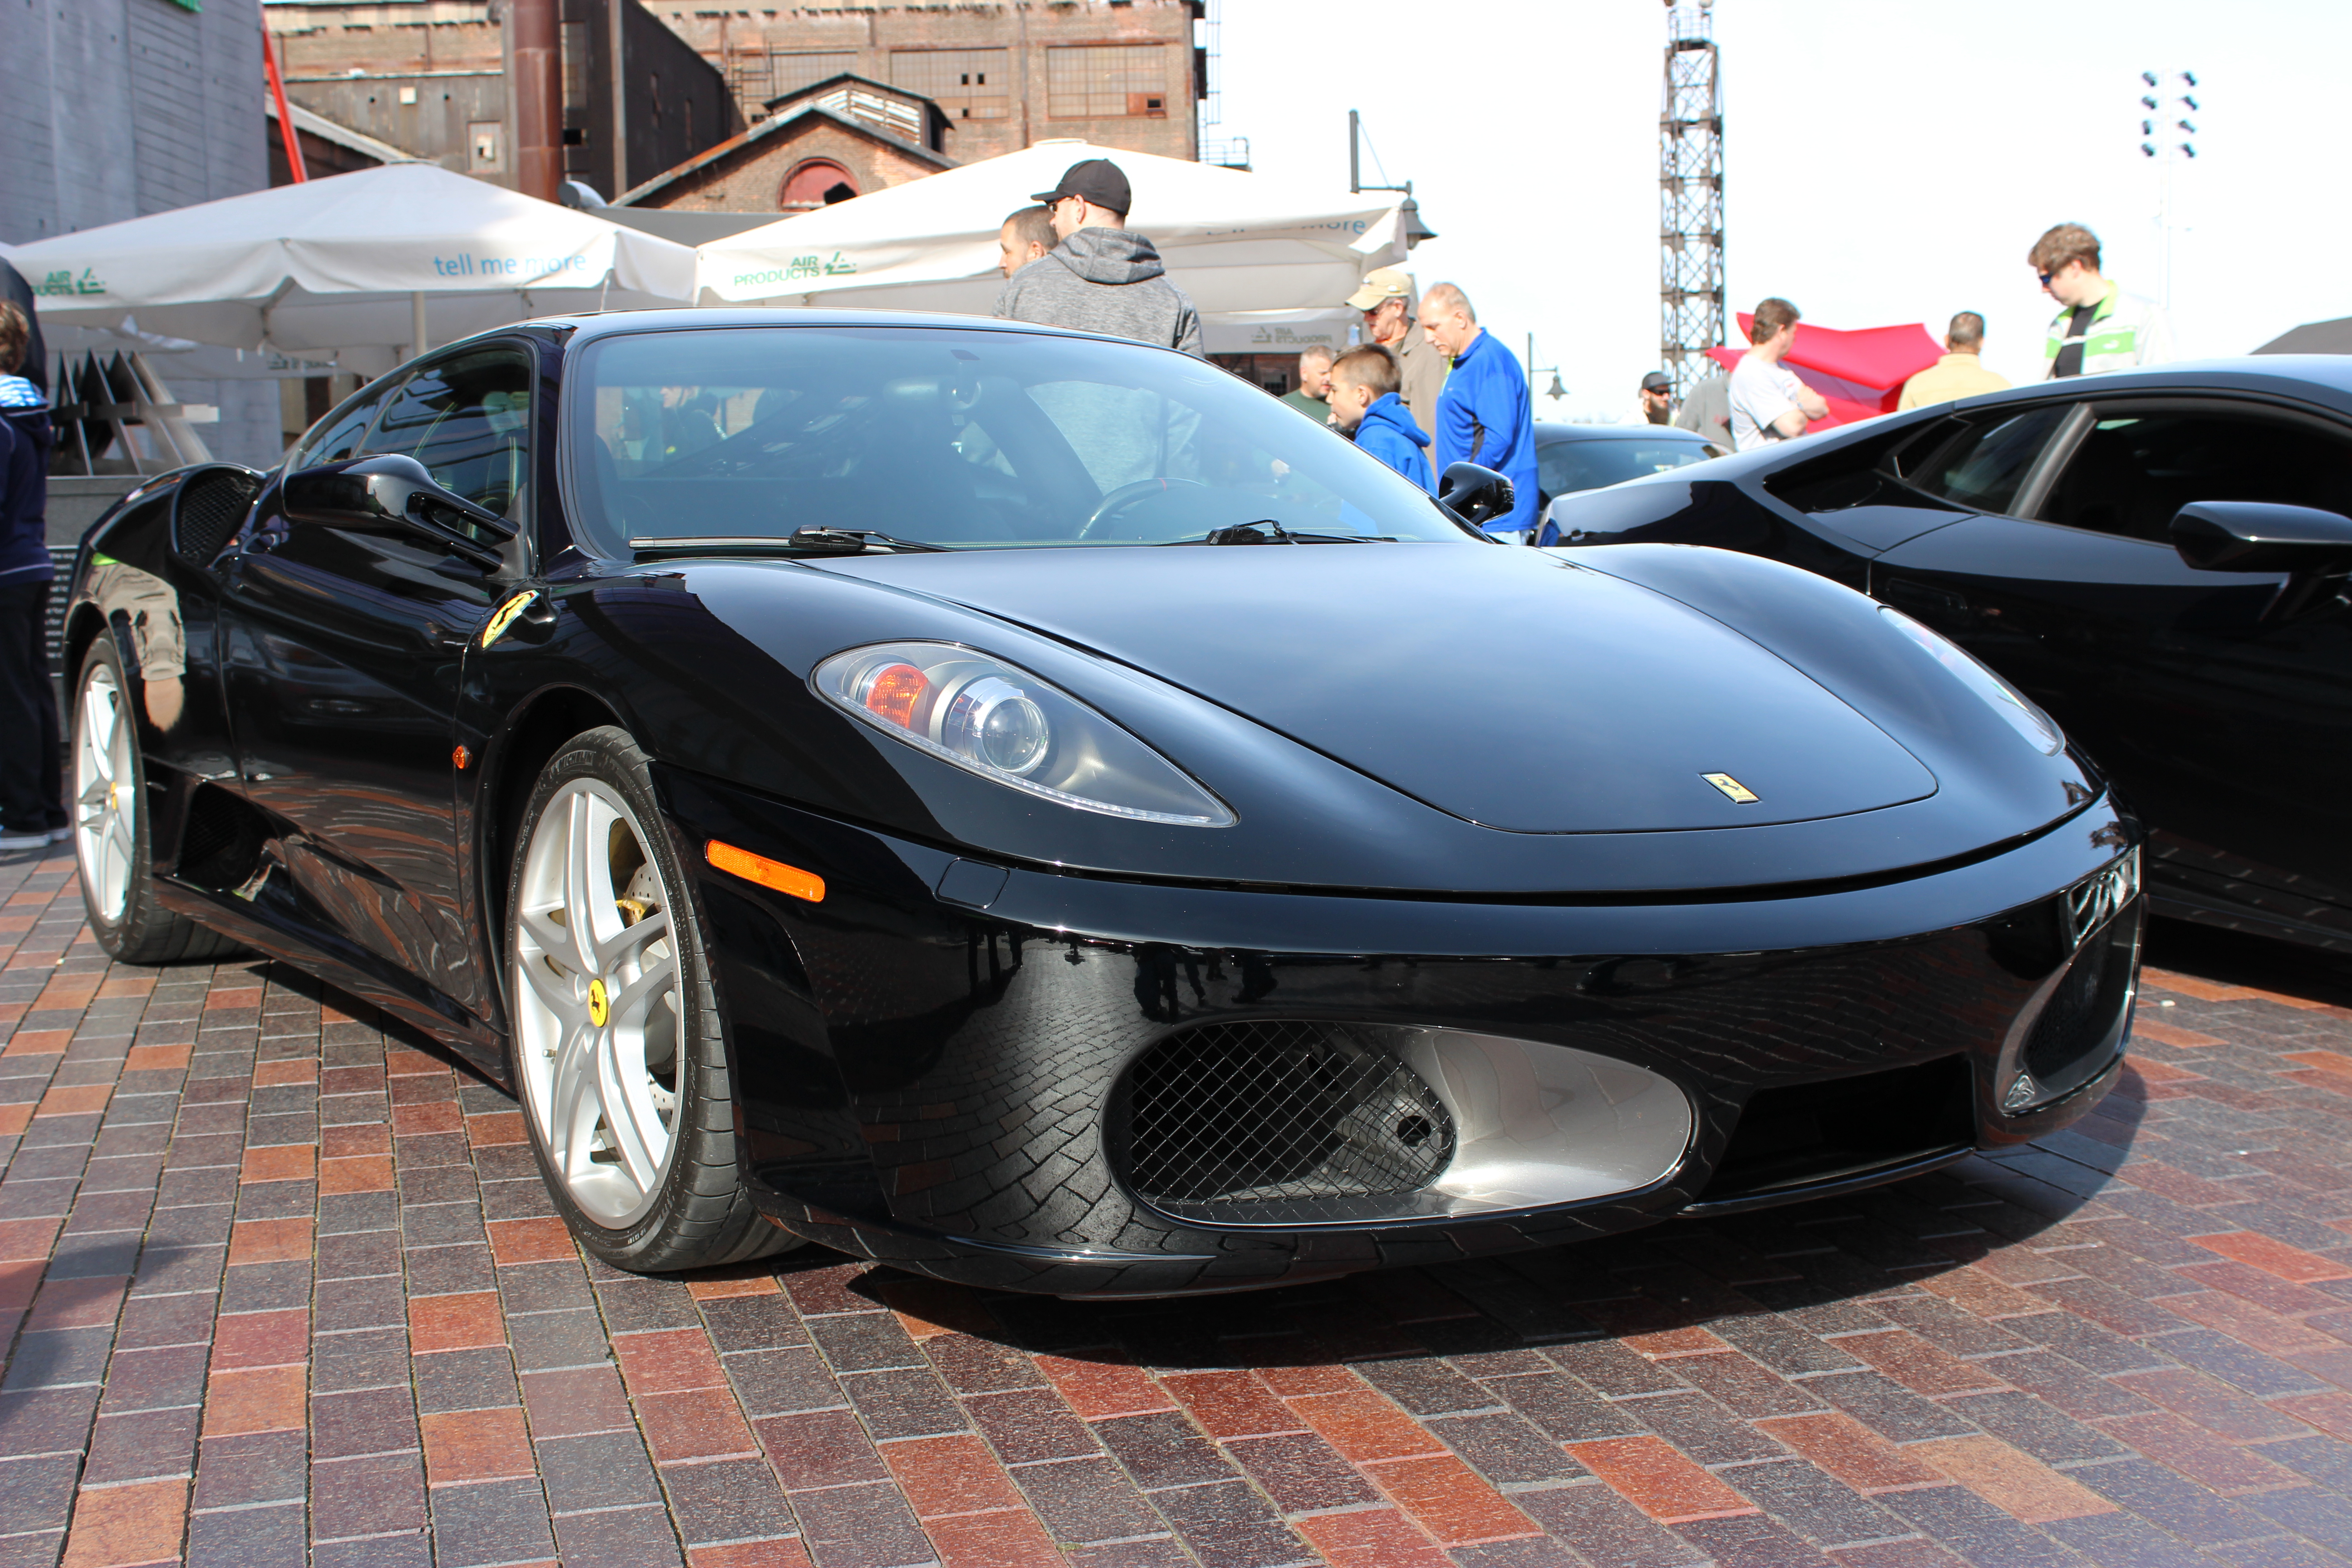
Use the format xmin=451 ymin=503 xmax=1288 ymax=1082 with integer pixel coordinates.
xmin=1420 ymin=283 xmax=1539 ymax=537
xmin=0 ymin=301 xmax=63 ymax=850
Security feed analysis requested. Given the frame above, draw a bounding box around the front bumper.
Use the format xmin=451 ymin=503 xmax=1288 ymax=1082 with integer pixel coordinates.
xmin=659 ymin=767 xmax=2139 ymax=1297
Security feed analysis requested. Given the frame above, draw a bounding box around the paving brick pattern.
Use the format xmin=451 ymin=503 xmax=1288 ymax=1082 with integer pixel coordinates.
xmin=6 ymin=842 xmax=2352 ymax=1567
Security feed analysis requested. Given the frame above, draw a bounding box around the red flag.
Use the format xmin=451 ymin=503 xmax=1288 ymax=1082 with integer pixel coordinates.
xmin=1705 ymin=316 xmax=1942 ymax=429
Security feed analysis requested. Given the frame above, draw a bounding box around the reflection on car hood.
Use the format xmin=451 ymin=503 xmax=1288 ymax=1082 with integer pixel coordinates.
xmin=808 ymin=546 xmax=1936 ymax=833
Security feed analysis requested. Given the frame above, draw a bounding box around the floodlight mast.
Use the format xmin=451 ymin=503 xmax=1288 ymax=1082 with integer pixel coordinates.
xmin=1660 ymin=0 xmax=1725 ymax=401
xmin=2138 ymin=69 xmax=2197 ymax=309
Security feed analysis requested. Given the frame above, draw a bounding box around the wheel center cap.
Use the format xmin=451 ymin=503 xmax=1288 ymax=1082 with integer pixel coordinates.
xmin=588 ymin=977 xmax=610 ymax=1028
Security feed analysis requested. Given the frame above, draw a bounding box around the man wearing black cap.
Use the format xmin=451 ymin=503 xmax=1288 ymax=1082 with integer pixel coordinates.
xmin=1634 ymin=371 xmax=1674 ymax=425
xmin=994 ymin=158 xmax=1201 ymax=356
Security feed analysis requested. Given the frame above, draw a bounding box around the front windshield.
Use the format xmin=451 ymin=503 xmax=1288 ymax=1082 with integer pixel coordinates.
xmin=566 ymin=324 xmax=1477 ymax=552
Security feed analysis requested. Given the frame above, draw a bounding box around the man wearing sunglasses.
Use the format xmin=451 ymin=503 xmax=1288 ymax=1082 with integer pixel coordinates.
xmin=2031 ymin=223 xmax=2174 ymax=378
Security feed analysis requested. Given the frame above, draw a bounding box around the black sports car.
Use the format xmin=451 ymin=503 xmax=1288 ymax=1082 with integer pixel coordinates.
xmin=1547 ymin=357 xmax=2352 ymax=954
xmin=62 ymin=310 xmax=2139 ymax=1297
xmin=1531 ymin=419 xmax=1720 ymax=514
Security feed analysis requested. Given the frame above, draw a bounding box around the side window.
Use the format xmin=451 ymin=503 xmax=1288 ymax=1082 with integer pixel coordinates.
xmin=2038 ymin=408 xmax=2352 ymax=544
xmin=363 ymin=344 xmax=534 ymax=520
xmin=1903 ymin=406 xmax=2069 ymax=516
xmin=289 ymin=381 xmax=399 ymax=472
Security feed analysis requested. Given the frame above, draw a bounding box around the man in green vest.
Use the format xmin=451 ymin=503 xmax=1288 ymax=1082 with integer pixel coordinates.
xmin=2030 ymin=223 xmax=2174 ymax=378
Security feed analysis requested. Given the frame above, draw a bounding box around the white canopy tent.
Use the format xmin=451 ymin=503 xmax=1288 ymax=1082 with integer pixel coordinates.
xmin=15 ymin=164 xmax=697 ymax=380
xmin=695 ymin=140 xmax=1405 ymax=326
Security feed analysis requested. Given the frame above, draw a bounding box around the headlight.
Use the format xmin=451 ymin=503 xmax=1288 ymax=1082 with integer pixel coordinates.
xmin=814 ymin=642 xmax=1235 ymax=827
xmin=1878 ymin=607 xmax=2065 ymax=756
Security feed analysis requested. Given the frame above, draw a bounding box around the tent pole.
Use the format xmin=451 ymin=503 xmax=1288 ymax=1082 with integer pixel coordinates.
xmin=412 ymin=291 xmax=430 ymax=360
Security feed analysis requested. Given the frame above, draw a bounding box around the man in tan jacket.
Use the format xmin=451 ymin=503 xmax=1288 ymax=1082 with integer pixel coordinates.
xmin=1898 ymin=312 xmax=2012 ymax=410
xmin=1345 ymin=268 xmax=1448 ymax=443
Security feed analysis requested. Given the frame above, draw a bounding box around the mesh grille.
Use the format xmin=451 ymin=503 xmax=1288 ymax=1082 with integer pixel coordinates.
xmin=2024 ymin=916 xmax=2135 ymax=1082
xmin=1118 ymin=1022 xmax=1453 ymax=1210
xmin=173 ymin=469 xmax=258 ymax=564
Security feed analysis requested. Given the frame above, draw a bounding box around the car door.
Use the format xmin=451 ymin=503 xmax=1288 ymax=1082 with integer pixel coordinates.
xmin=220 ymin=341 xmax=535 ymax=1010
xmin=1872 ymin=397 xmax=2352 ymax=932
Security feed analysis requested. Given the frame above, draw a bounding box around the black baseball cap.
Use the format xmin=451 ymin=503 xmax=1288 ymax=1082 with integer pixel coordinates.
xmin=1640 ymin=371 xmax=1673 ymax=393
xmin=1031 ymin=158 xmax=1132 ymax=215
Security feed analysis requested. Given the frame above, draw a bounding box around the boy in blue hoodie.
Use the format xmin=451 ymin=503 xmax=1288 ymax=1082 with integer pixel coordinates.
xmin=1326 ymin=344 xmax=1433 ymax=493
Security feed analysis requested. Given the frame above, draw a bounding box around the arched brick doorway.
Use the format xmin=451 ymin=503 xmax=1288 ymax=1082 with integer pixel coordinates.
xmin=780 ymin=159 xmax=858 ymax=212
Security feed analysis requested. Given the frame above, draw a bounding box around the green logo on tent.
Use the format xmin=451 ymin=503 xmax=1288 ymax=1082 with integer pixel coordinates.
xmin=35 ymin=269 xmax=106 ymax=298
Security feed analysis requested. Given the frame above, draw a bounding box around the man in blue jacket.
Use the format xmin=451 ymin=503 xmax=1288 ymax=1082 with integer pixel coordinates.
xmin=1421 ymin=283 xmax=1539 ymax=538
xmin=1325 ymin=345 xmax=1433 ymax=492
xmin=0 ymin=301 xmax=64 ymax=850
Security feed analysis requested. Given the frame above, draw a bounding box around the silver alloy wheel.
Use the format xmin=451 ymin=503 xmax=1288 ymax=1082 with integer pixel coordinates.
xmin=74 ymin=662 xmax=136 ymax=923
xmin=512 ymin=778 xmax=684 ymax=1226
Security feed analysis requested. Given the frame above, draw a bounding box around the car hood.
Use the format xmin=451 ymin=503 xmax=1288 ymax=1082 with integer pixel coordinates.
xmin=807 ymin=545 xmax=1936 ymax=833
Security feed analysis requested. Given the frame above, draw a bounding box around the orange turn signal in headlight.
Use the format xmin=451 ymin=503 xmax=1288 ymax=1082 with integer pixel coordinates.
xmin=705 ymin=840 xmax=825 ymax=903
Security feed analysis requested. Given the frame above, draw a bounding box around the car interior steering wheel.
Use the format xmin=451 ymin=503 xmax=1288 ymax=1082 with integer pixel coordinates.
xmin=1076 ymin=478 xmax=1208 ymax=541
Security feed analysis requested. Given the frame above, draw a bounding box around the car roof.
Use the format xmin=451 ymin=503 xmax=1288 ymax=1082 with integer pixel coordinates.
xmin=1944 ymin=355 xmax=2352 ymax=418
xmin=515 ymin=306 xmax=1204 ymax=358
xmin=1532 ymin=422 xmax=1711 ymax=443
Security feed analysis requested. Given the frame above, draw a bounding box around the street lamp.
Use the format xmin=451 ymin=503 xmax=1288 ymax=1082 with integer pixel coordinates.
xmin=1526 ymin=336 xmax=1567 ymax=402
xmin=1348 ymin=111 xmax=1438 ymax=248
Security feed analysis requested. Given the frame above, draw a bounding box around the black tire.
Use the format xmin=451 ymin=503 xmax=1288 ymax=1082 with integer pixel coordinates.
xmin=503 ymin=726 xmax=800 ymax=1271
xmin=70 ymin=637 xmax=242 ymax=965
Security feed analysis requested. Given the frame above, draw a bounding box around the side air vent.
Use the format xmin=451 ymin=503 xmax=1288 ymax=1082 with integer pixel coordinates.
xmin=173 ymin=785 xmax=268 ymax=890
xmin=1115 ymin=1022 xmax=1454 ymax=1221
xmin=172 ymin=468 xmax=260 ymax=566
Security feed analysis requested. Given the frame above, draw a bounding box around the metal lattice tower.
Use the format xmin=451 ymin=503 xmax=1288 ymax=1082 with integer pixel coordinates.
xmin=1660 ymin=2 xmax=1725 ymax=397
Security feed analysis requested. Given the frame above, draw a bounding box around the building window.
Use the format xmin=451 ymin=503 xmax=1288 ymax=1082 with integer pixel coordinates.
xmin=889 ymin=49 xmax=1009 ymax=121
xmin=769 ymin=52 xmax=860 ymax=102
xmin=561 ymin=21 xmax=590 ymax=117
xmin=780 ymin=159 xmax=858 ymax=211
xmin=1047 ymin=44 xmax=1170 ymax=119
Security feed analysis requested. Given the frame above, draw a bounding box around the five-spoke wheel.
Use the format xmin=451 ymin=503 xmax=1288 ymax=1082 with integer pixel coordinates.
xmin=69 ymin=638 xmax=236 ymax=963
xmin=505 ymin=727 xmax=797 ymax=1269
xmin=74 ymin=657 xmax=137 ymax=927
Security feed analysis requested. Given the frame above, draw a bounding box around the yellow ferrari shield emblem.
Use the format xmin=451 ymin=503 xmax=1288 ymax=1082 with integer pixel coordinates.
xmin=588 ymin=977 xmax=610 ymax=1027
xmin=1702 ymin=772 xmax=1760 ymax=804
xmin=478 ymin=590 xmax=540 ymax=649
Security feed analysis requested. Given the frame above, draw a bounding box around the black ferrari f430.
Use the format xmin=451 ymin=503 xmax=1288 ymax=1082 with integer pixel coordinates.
xmin=61 ymin=311 xmax=2140 ymax=1296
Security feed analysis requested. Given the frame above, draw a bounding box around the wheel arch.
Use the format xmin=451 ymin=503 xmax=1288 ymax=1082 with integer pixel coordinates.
xmin=477 ymin=684 xmax=630 ymax=965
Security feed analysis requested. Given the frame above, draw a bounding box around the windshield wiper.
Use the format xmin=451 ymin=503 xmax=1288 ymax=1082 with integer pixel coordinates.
xmin=1170 ymin=521 xmax=1396 ymax=546
xmin=628 ymin=529 xmax=948 ymax=557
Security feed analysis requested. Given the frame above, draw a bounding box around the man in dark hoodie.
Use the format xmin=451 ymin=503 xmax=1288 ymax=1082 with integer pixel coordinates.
xmin=1325 ymin=345 xmax=1432 ymax=492
xmin=0 ymin=301 xmax=64 ymax=850
xmin=994 ymin=159 xmax=1201 ymax=357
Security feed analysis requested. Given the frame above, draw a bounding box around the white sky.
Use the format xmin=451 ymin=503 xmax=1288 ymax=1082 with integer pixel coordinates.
xmin=1216 ymin=0 xmax=2352 ymax=421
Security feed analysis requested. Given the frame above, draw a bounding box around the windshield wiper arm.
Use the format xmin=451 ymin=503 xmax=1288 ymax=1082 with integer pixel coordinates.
xmin=628 ymin=529 xmax=948 ymax=557
xmin=786 ymin=527 xmax=949 ymax=553
xmin=1172 ymin=521 xmax=1395 ymax=546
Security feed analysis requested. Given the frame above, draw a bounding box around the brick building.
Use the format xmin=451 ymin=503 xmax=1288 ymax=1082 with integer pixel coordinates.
xmin=637 ymin=0 xmax=1203 ymax=169
xmin=265 ymin=0 xmax=741 ymax=203
xmin=617 ymin=75 xmax=952 ymax=212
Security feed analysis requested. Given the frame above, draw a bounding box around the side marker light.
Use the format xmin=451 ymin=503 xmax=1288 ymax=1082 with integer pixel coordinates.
xmin=452 ymin=745 xmax=470 ymax=770
xmin=706 ymin=839 xmax=825 ymax=903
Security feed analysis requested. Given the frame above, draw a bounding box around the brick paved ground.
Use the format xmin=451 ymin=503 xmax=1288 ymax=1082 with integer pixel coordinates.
xmin=6 ymin=843 xmax=2352 ymax=1568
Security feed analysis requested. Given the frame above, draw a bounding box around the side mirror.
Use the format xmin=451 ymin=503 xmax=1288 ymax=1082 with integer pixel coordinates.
xmin=282 ymin=454 xmax=516 ymax=569
xmin=2170 ymin=500 xmax=2352 ymax=573
xmin=1437 ymin=462 xmax=1516 ymax=530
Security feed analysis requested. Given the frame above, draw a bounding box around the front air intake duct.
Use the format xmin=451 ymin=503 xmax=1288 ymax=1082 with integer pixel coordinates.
xmin=1113 ymin=1022 xmax=1453 ymax=1222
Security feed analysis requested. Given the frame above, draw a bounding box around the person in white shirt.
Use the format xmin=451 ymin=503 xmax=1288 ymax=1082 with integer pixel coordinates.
xmin=1728 ymin=297 xmax=1829 ymax=452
